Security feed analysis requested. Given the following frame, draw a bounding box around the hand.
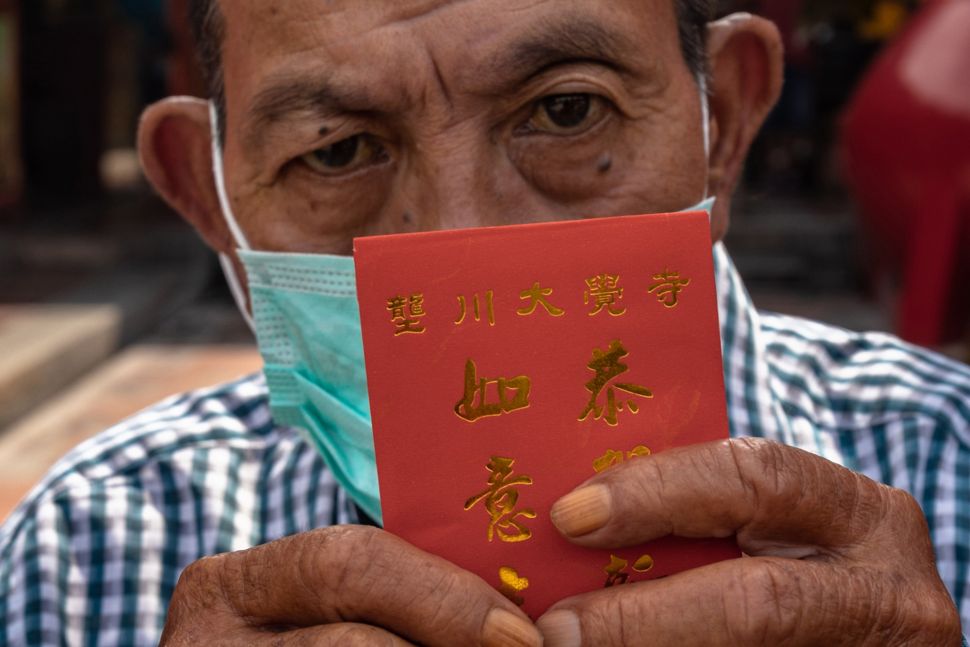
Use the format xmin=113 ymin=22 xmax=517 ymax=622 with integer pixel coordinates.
xmin=538 ymin=438 xmax=962 ymax=646
xmin=160 ymin=525 xmax=541 ymax=646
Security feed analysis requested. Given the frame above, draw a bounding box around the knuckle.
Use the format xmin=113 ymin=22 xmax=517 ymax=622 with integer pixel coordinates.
xmin=314 ymin=525 xmax=384 ymax=570
xmin=372 ymin=539 xmax=485 ymax=634
xmin=742 ymin=438 xmax=792 ymax=484
xmin=847 ymin=569 xmax=915 ymax=645
xmin=795 ymin=550 xmax=964 ymax=647
xmin=620 ymin=457 xmax=673 ymax=534
xmin=913 ymin=588 xmax=963 ymax=645
xmin=172 ymin=555 xmax=226 ymax=610
xmin=417 ymin=569 xmax=483 ymax=637
xmin=161 ymin=555 xmax=233 ymax=644
xmin=582 ymin=595 xmax=638 ymax=647
xmin=310 ymin=523 xmax=384 ymax=555
xmin=871 ymin=485 xmax=936 ymax=557
xmin=615 ymin=592 xmax=650 ymax=644
xmin=726 ymin=438 xmax=801 ymax=508
xmin=298 ymin=525 xmax=449 ymax=624
xmin=882 ymin=486 xmax=924 ymax=525
xmin=876 ymin=573 xmax=963 ymax=645
xmin=296 ymin=526 xmax=385 ymax=612
xmin=726 ymin=560 xmax=803 ymax=645
xmin=177 ymin=554 xmax=219 ymax=590
xmin=838 ymin=567 xmax=888 ymax=641
xmin=308 ymin=525 xmax=480 ymax=622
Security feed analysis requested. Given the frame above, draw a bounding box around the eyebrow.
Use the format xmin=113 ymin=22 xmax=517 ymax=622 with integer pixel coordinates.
xmin=242 ymin=15 xmax=638 ymax=146
xmin=485 ymin=18 xmax=637 ymax=88
xmin=246 ymin=74 xmax=372 ymax=133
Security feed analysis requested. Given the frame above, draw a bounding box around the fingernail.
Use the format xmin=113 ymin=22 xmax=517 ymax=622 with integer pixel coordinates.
xmin=550 ymin=484 xmax=611 ymax=537
xmin=537 ymin=609 xmax=581 ymax=647
xmin=483 ymin=607 xmax=542 ymax=647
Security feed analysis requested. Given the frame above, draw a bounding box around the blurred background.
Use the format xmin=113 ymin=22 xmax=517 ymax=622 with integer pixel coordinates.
xmin=0 ymin=0 xmax=967 ymax=518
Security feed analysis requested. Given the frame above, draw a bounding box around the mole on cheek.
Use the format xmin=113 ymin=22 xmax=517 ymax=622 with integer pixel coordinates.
xmin=597 ymin=154 xmax=613 ymax=174
xmin=402 ymin=212 xmax=414 ymax=224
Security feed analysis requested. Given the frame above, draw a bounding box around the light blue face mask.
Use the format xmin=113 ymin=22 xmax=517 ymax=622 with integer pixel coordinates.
xmin=209 ymin=78 xmax=715 ymax=526
xmin=239 ymin=249 xmax=378 ymax=521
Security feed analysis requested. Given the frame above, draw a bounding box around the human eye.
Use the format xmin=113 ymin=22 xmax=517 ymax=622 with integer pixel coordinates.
xmin=300 ymin=133 xmax=388 ymax=175
xmin=518 ymin=93 xmax=610 ymax=136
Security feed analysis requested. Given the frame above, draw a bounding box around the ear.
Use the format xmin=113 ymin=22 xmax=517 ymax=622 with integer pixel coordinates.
xmin=705 ymin=13 xmax=783 ymax=241
xmin=138 ymin=97 xmax=234 ymax=254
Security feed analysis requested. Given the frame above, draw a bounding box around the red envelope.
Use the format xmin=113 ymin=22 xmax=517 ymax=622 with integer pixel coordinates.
xmin=354 ymin=211 xmax=739 ymax=618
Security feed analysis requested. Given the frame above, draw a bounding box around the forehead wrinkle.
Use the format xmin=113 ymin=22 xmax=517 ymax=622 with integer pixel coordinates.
xmin=235 ymin=2 xmax=476 ymax=148
xmin=380 ymin=0 xmax=480 ymax=25
xmin=290 ymin=0 xmax=482 ymax=36
xmin=323 ymin=0 xmax=488 ymax=108
xmin=478 ymin=14 xmax=639 ymax=90
xmin=233 ymin=2 xmax=652 ymax=150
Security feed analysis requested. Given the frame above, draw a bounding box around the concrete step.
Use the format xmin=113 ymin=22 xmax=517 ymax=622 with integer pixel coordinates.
xmin=0 ymin=228 xmax=216 ymax=430
xmin=0 ymin=343 xmax=262 ymax=521
xmin=0 ymin=305 xmax=122 ymax=429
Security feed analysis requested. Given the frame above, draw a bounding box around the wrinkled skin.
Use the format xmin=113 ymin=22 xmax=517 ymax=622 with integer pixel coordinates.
xmin=139 ymin=0 xmax=962 ymax=644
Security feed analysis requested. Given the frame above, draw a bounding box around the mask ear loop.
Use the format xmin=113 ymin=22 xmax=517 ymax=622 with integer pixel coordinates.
xmin=696 ymin=73 xmax=717 ymax=219
xmin=219 ymin=254 xmax=256 ymax=333
xmin=209 ymin=101 xmax=257 ymax=333
xmin=698 ymin=72 xmax=712 ymax=199
xmin=699 ymin=74 xmax=711 ymax=162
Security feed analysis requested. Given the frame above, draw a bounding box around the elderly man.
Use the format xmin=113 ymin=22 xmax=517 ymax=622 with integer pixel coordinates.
xmin=2 ymin=1 xmax=969 ymax=645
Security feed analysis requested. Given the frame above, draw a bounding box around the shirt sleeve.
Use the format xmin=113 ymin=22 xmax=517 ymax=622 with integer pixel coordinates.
xmin=0 ymin=478 xmax=176 ymax=647
xmin=2 ymin=493 xmax=80 ymax=644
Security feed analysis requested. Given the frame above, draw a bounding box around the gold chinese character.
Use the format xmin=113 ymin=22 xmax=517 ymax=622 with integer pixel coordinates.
xmin=593 ymin=444 xmax=652 ymax=473
xmin=647 ymin=269 xmax=691 ymax=308
xmin=604 ymin=555 xmax=630 ymax=587
xmin=387 ymin=296 xmax=407 ymax=320
xmin=593 ymin=449 xmax=624 ymax=473
xmin=464 ymin=457 xmax=537 ymax=543
xmin=518 ymin=283 xmax=565 ymax=317
xmin=579 ymin=340 xmax=653 ymax=426
xmin=408 ymin=294 xmax=426 ymax=316
xmin=455 ymin=291 xmax=496 ymax=326
xmin=498 ymin=566 xmax=530 ymax=606
xmin=455 ymin=359 xmax=531 ymax=422
xmin=386 ymin=294 xmax=427 ymax=336
xmin=633 ymin=555 xmax=655 ymax=573
xmin=603 ymin=554 xmax=654 ymax=588
xmin=627 ymin=445 xmax=651 ymax=459
xmin=584 ymin=274 xmax=627 ymax=317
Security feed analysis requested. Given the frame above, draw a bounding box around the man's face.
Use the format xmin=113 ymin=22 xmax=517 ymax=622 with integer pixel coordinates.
xmin=217 ymin=0 xmax=710 ymax=254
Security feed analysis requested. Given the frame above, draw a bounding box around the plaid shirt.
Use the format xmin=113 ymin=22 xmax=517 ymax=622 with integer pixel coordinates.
xmin=2 ymin=243 xmax=969 ymax=646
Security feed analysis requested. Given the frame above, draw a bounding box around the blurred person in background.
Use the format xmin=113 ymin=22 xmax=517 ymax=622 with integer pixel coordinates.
xmin=1 ymin=1 xmax=969 ymax=646
xmin=842 ymin=0 xmax=970 ymax=354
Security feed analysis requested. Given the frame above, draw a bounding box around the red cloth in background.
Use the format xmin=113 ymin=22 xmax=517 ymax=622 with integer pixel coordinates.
xmin=841 ymin=0 xmax=970 ymax=346
xmin=166 ymin=0 xmax=206 ymax=97
xmin=760 ymin=0 xmax=809 ymax=65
